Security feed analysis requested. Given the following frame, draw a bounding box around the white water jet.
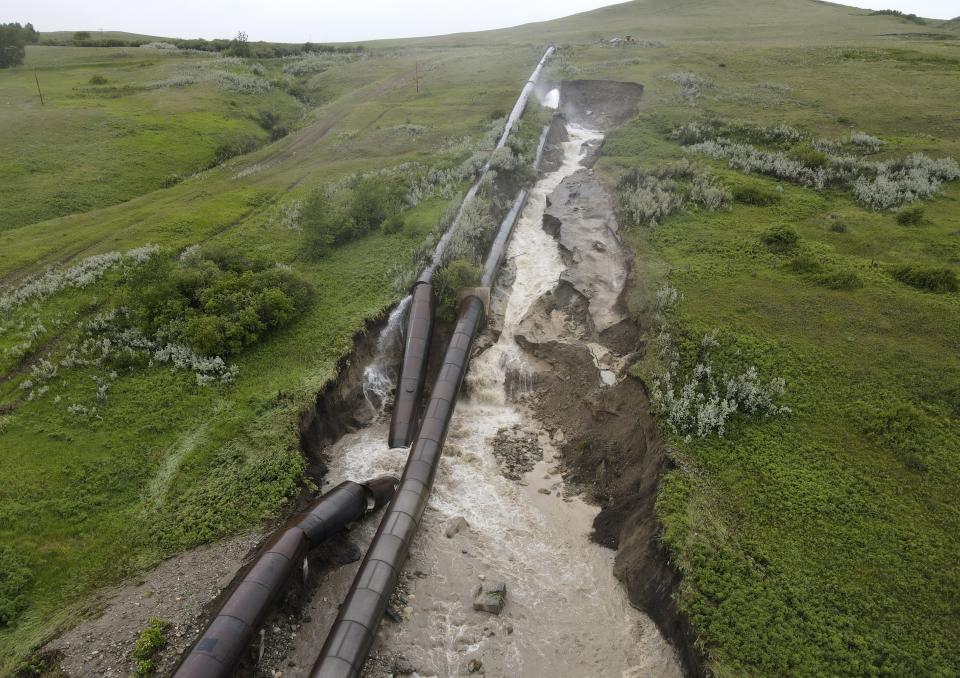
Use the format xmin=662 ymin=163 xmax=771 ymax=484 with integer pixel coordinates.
xmin=542 ymin=87 xmax=560 ymax=109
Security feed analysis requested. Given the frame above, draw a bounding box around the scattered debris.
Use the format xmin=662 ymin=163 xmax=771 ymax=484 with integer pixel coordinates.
xmin=491 ymin=426 xmax=543 ymax=480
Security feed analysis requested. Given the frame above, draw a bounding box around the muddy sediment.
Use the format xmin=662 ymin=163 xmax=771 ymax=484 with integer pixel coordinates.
xmin=522 ymin=138 xmax=706 ymax=677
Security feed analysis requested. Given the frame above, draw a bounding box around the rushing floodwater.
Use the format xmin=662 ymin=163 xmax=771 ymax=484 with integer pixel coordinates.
xmin=321 ymin=126 xmax=681 ymax=677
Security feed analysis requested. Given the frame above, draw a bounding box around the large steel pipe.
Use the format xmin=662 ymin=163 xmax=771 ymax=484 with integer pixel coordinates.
xmin=388 ymin=281 xmax=434 ymax=448
xmin=173 ymin=476 xmax=399 ymax=678
xmin=482 ymin=189 xmax=528 ymax=288
xmin=421 ymin=45 xmax=555 ymax=283
xmin=494 ymin=45 xmax=555 ymax=150
xmin=388 ymin=48 xmax=555 ymax=447
xmin=309 ymin=296 xmax=486 ymax=678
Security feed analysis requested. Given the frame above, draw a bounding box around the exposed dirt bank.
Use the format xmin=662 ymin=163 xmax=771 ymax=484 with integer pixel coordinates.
xmin=299 ymin=314 xmax=392 ymax=477
xmin=560 ymin=80 xmax=645 ymax=130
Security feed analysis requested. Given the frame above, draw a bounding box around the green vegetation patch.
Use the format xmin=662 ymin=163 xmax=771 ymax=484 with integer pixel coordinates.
xmin=0 ymin=547 xmax=33 ymax=627
xmin=127 ymin=248 xmax=315 ymax=357
xmin=891 ymin=264 xmax=959 ymax=293
xmin=132 ymin=618 xmax=169 ymax=676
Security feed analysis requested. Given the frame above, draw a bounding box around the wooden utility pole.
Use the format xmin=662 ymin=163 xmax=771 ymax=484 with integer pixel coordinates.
xmin=415 ymin=62 xmax=422 ymax=94
xmin=34 ymin=68 xmax=44 ymax=106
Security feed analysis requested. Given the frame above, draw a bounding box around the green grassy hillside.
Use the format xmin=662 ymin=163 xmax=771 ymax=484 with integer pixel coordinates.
xmin=1 ymin=1 xmax=958 ymax=675
xmin=38 ymin=31 xmax=169 ymax=43
xmin=0 ymin=46 xmax=303 ymax=230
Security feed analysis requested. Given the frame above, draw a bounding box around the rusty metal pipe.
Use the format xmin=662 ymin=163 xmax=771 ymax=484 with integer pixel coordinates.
xmin=310 ymin=296 xmax=486 ymax=678
xmin=387 ymin=281 xmax=434 ymax=448
xmin=173 ymin=476 xmax=399 ymax=678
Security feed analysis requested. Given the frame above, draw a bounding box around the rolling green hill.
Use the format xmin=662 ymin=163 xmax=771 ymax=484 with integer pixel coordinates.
xmin=38 ymin=30 xmax=170 ymax=43
xmin=1 ymin=1 xmax=958 ymax=675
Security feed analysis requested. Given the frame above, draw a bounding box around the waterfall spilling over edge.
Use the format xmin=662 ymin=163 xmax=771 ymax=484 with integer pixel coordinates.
xmin=361 ymin=294 xmax=411 ymax=416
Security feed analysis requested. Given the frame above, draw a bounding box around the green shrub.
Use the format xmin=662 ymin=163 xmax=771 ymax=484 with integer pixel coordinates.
xmin=127 ymin=252 xmax=315 ymax=357
xmin=88 ymin=74 xmax=108 ymax=85
xmin=891 ymin=265 xmax=959 ymax=293
xmin=895 ymin=205 xmax=924 ymax=226
xmin=0 ymin=546 xmax=33 ymax=626
xmin=132 ymin=618 xmax=169 ymax=676
xmin=348 ymin=176 xmax=405 ymax=233
xmin=161 ymin=173 xmax=183 ymax=188
xmin=816 ymin=269 xmax=863 ymax=290
xmin=869 ymin=9 xmax=926 ymax=25
xmin=829 ymin=221 xmax=848 ymax=233
xmin=302 ymin=177 xmax=407 ymax=258
xmin=733 ymin=184 xmax=780 ymax=206
xmin=434 ymin=259 xmax=481 ymax=322
xmin=301 ymin=190 xmax=352 ymax=257
xmin=0 ymin=23 xmax=30 ymax=68
xmin=787 ymin=253 xmax=824 ymax=274
xmin=226 ymin=31 xmax=250 ymax=58
xmin=207 ymin=135 xmax=259 ymax=168
xmin=761 ymin=225 xmax=799 ymax=252
xmin=382 ymin=213 xmax=405 ymax=234
xmin=255 ymin=109 xmax=280 ymax=131
xmin=790 ymin=145 xmax=830 ymax=169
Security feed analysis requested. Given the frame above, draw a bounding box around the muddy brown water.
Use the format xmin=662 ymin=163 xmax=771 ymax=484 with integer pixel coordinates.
xmin=279 ymin=126 xmax=681 ymax=678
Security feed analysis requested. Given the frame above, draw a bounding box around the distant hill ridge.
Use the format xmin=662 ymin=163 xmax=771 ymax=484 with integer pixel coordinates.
xmin=38 ymin=0 xmax=947 ymax=48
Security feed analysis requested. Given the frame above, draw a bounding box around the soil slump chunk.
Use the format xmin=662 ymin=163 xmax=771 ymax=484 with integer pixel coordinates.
xmin=543 ymin=168 xmax=632 ymax=334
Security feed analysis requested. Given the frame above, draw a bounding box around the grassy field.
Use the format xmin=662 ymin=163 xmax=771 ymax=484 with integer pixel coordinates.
xmin=0 ymin=46 xmax=308 ymax=231
xmin=1 ymin=0 xmax=959 ymax=675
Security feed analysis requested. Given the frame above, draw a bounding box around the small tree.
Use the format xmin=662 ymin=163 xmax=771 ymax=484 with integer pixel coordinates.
xmin=73 ymin=31 xmax=91 ymax=42
xmin=228 ymin=30 xmax=250 ymax=58
xmin=0 ymin=23 xmax=29 ymax=68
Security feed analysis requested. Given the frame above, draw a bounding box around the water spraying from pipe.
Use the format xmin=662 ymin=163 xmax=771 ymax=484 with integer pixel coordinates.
xmin=361 ymin=295 xmax=411 ymax=417
xmin=542 ymin=87 xmax=560 ymax=109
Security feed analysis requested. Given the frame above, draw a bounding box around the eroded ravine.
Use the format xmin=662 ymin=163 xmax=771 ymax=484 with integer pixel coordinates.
xmin=282 ymin=126 xmax=681 ymax=677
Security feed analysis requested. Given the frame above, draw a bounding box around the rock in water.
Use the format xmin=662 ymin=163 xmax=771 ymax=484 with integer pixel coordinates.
xmin=472 ymin=581 xmax=507 ymax=614
xmin=392 ymin=655 xmax=415 ymax=675
xmin=445 ymin=516 xmax=469 ymax=538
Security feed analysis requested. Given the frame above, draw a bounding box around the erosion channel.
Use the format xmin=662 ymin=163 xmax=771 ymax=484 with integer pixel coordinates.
xmin=283 ymin=125 xmax=682 ymax=677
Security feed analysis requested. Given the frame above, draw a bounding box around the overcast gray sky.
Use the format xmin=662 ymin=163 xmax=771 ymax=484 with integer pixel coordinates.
xmin=4 ymin=1 xmax=956 ymax=43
